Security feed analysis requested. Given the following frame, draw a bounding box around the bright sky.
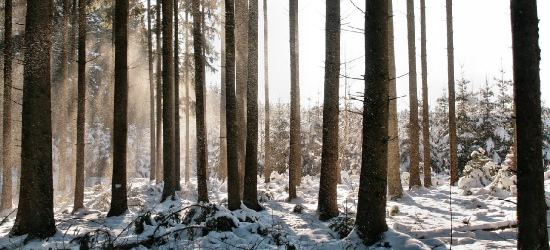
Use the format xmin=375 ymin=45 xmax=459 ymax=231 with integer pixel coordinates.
xmin=225 ymin=0 xmax=549 ymax=110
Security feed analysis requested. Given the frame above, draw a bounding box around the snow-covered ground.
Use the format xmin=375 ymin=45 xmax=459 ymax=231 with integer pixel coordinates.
xmin=0 ymin=170 xmax=542 ymax=249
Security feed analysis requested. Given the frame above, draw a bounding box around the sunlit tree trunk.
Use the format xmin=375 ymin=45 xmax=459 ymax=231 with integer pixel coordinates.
xmin=235 ymin=0 xmax=248 ymax=200
xmin=318 ymin=0 xmax=340 ymax=221
xmin=1 ymin=0 xmax=14 ymax=211
xmin=511 ymin=1 xmax=549 ymax=249
xmin=226 ymin=0 xmax=241 ymax=210
xmin=387 ymin=0 xmax=403 ymax=200
xmin=156 ymin=0 xmax=163 ymax=184
xmin=57 ymin=0 xmax=71 ymax=193
xmin=219 ymin=1 xmax=228 ymax=181
xmin=446 ymin=0 xmax=458 ymax=186
xmin=288 ymin=0 xmax=301 ymax=201
xmin=10 ymin=0 xmax=56 ymax=239
xmin=243 ymin=0 xmax=262 ymax=211
xmin=73 ymin=0 xmax=88 ymax=213
xmin=355 ymin=0 xmax=389 ymax=244
xmin=107 ymin=0 xmax=129 ymax=216
xmin=420 ymin=0 xmax=431 ymax=188
xmin=263 ymin=0 xmax=271 ymax=183
xmin=406 ymin=0 xmax=421 ymax=189
xmin=147 ymin=0 xmax=156 ymax=182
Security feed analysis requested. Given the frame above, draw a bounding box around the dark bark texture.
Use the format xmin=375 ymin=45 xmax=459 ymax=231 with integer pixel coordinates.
xmin=511 ymin=1 xmax=549 ymax=249
xmin=2 ymin=0 xmax=13 ymax=210
xmin=148 ymin=0 xmax=156 ymax=181
xmin=356 ymin=0 xmax=389 ymax=245
xmin=174 ymin=0 xmax=181 ymax=191
xmin=10 ymin=0 xmax=56 ymax=239
xmin=288 ymin=0 xmax=301 ymax=201
xmin=318 ymin=0 xmax=340 ymax=221
xmin=108 ymin=0 xmax=129 ymax=217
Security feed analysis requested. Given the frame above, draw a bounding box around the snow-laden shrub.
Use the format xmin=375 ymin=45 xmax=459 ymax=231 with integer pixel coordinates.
xmin=477 ymin=164 xmax=517 ymax=197
xmin=458 ymin=148 xmax=496 ymax=188
xmin=401 ymin=172 xmax=410 ymax=186
xmin=329 ymin=214 xmax=355 ymax=239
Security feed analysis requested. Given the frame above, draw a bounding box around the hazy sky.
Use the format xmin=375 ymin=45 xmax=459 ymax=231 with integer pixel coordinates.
xmin=220 ymin=0 xmax=548 ymax=111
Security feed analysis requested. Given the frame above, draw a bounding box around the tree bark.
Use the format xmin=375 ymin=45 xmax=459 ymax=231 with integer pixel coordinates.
xmin=1 ymin=0 xmax=13 ymax=211
xmin=356 ymin=0 xmax=389 ymax=244
xmin=235 ymin=0 xmax=249 ymax=200
xmin=406 ymin=0 xmax=421 ymax=189
xmin=387 ymin=0 xmax=403 ymax=200
xmin=156 ymin=0 xmax=163 ymax=185
xmin=446 ymin=0 xmax=458 ymax=186
xmin=318 ymin=0 xmax=340 ymax=221
xmin=225 ymin=0 xmax=241 ymax=210
xmin=161 ymin=0 xmax=176 ymax=202
xmin=68 ymin=0 xmax=78 ymax=194
xmin=262 ymin=0 xmax=271 ymax=183
xmin=219 ymin=2 xmax=228 ymax=181
xmin=57 ymin=0 xmax=71 ymax=193
xmin=511 ymin=1 xmax=549 ymax=249
xmin=174 ymin=0 xmax=181 ymax=191
xmin=288 ymin=0 xmax=301 ymax=201
xmin=420 ymin=0 xmax=431 ymax=188
xmin=107 ymin=0 xmax=129 ymax=217
xmin=147 ymin=0 xmax=156 ymax=182
xmin=73 ymin=0 xmax=87 ymax=213
xmin=184 ymin=13 xmax=191 ymax=184
xmin=10 ymin=0 xmax=56 ymax=239
xmin=193 ymin=0 xmax=209 ymax=203
xmin=243 ymin=0 xmax=262 ymax=212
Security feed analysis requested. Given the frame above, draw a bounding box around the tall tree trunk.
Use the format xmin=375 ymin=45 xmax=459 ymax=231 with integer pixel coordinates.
xmin=406 ymin=0 xmax=421 ymax=189
xmin=193 ymin=0 xmax=209 ymax=203
xmin=262 ymin=0 xmax=271 ymax=183
xmin=73 ymin=0 xmax=87 ymax=213
xmin=243 ymin=0 xmax=262 ymax=211
xmin=219 ymin=2 xmax=228 ymax=181
xmin=1 ymin=0 xmax=13 ymax=210
xmin=161 ymin=0 xmax=176 ymax=202
xmin=511 ymin=1 xmax=549 ymax=249
xmin=107 ymin=0 xmax=129 ymax=217
xmin=235 ymin=0 xmax=248 ymax=200
xmin=446 ymin=0 xmax=458 ymax=186
xmin=68 ymin=0 xmax=78 ymax=194
xmin=317 ymin=0 xmax=340 ymax=221
xmin=184 ymin=13 xmax=190 ymax=184
xmin=10 ymin=0 xmax=56 ymax=239
xmin=174 ymin=0 xmax=181 ymax=191
xmin=156 ymin=0 xmax=163 ymax=185
xmin=147 ymin=0 xmax=156 ymax=182
xmin=225 ymin=0 xmax=241 ymax=210
xmin=420 ymin=0 xmax=431 ymax=188
xmin=356 ymin=0 xmax=389 ymax=244
xmin=200 ymin=7 xmax=209 ymax=181
xmin=288 ymin=0 xmax=301 ymax=201
xmin=387 ymin=0 xmax=403 ymax=200
xmin=57 ymin=0 xmax=71 ymax=193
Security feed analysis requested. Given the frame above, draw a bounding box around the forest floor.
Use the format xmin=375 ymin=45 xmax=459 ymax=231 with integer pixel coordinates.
xmin=0 ymin=170 xmax=537 ymax=249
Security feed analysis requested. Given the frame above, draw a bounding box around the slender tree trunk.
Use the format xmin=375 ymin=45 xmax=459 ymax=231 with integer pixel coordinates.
xmin=161 ymin=0 xmax=176 ymax=202
xmin=193 ymin=0 xmax=209 ymax=203
xmin=263 ymin=0 xmax=271 ymax=183
xmin=406 ymin=0 xmax=421 ymax=189
xmin=184 ymin=13 xmax=190 ymax=184
xmin=420 ymin=0 xmax=431 ymax=188
xmin=10 ymin=0 xmax=56 ymax=239
xmin=219 ymin=2 xmax=228 ymax=181
xmin=226 ymin=0 xmax=241 ymax=210
xmin=243 ymin=0 xmax=262 ymax=211
xmin=107 ymin=0 xmax=129 ymax=217
xmin=387 ymin=0 xmax=403 ymax=200
xmin=511 ymin=1 xmax=549 ymax=249
xmin=356 ymin=0 xmax=389 ymax=244
xmin=147 ymin=0 xmax=156 ymax=182
xmin=68 ymin=0 xmax=78 ymax=194
xmin=288 ymin=0 xmax=301 ymax=201
xmin=446 ymin=0 xmax=458 ymax=186
xmin=1 ymin=0 xmax=13 ymax=211
xmin=73 ymin=0 xmax=87 ymax=213
xmin=235 ymin=0 xmax=248 ymax=200
xmin=317 ymin=0 xmax=340 ymax=221
xmin=200 ymin=7 xmax=209 ymax=181
xmin=156 ymin=0 xmax=163 ymax=185
xmin=57 ymin=0 xmax=71 ymax=193
xmin=174 ymin=0 xmax=181 ymax=191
